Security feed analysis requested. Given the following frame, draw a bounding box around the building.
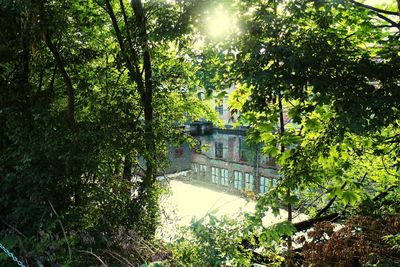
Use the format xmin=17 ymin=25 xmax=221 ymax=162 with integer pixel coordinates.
xmin=167 ymin=85 xmax=280 ymax=195
xmin=189 ymin=128 xmax=278 ymax=194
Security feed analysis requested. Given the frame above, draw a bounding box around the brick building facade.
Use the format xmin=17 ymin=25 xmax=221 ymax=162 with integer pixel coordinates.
xmin=190 ymin=129 xmax=278 ymax=194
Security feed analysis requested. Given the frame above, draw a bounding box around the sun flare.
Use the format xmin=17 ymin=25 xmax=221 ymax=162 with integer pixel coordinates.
xmin=206 ymin=6 xmax=238 ymax=39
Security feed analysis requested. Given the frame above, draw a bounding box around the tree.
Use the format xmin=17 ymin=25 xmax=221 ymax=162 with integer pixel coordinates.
xmin=171 ymin=0 xmax=400 ymax=265
xmin=0 ymin=0 xmax=215 ymax=265
xmin=232 ymin=0 xmax=400 ymax=264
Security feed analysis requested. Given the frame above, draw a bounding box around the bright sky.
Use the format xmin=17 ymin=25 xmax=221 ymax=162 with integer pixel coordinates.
xmin=206 ymin=5 xmax=239 ymax=40
xmin=364 ymin=0 xmax=395 ymax=6
xmin=363 ymin=0 xmax=398 ymax=11
xmin=203 ymin=0 xmax=396 ymax=39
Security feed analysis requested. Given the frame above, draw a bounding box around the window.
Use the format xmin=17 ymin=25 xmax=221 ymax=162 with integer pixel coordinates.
xmin=271 ymin=178 xmax=278 ymax=188
xmin=191 ymin=163 xmax=198 ymax=173
xmin=259 ymin=176 xmax=269 ymax=194
xmin=234 ymin=171 xmax=243 ymax=190
xmin=215 ymin=142 xmax=223 ymax=158
xmin=245 ymin=173 xmax=254 ymax=191
xmin=239 ymin=138 xmax=247 ymax=161
xmin=200 ymin=164 xmax=207 ymax=176
xmin=221 ymin=169 xmax=228 ymax=186
xmin=265 ymin=156 xmax=275 ymax=166
xmin=212 ymin=167 xmax=219 ymax=184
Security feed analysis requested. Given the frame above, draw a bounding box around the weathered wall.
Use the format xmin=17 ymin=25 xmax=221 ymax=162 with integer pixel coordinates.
xmin=190 ymin=131 xmax=278 ymax=193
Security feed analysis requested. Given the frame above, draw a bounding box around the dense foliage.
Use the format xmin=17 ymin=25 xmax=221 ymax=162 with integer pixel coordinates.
xmin=172 ymin=0 xmax=400 ymax=266
xmin=1 ymin=0 xmax=399 ymax=266
xmin=0 ymin=0 xmax=214 ymax=265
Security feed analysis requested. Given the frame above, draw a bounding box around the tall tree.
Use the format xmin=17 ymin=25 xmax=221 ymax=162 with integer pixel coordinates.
xmin=0 ymin=0 xmax=215 ymax=265
xmin=230 ymin=0 xmax=400 ymax=262
xmin=171 ymin=0 xmax=400 ymax=265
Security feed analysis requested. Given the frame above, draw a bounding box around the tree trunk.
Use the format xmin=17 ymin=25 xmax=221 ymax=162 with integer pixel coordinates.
xmin=131 ymin=0 xmax=156 ymax=192
xmin=44 ymin=34 xmax=81 ymax=205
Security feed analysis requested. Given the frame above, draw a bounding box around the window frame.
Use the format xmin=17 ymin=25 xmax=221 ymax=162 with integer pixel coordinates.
xmin=215 ymin=142 xmax=223 ymax=158
xmin=211 ymin=167 xmax=219 ymax=184
xmin=259 ymin=176 xmax=269 ymax=194
xmin=245 ymin=173 xmax=254 ymax=191
xmin=220 ymin=168 xmax=228 ymax=186
xmin=239 ymin=138 xmax=247 ymax=161
xmin=199 ymin=164 xmax=207 ymax=176
xmin=234 ymin=171 xmax=243 ymax=190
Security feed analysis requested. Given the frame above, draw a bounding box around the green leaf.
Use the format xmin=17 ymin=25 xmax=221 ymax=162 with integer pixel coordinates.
xmin=342 ymin=191 xmax=360 ymax=206
xmin=304 ymin=118 xmax=321 ymax=131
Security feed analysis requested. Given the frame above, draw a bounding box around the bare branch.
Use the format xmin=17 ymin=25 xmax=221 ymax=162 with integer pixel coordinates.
xmin=381 ymin=155 xmax=400 ymax=178
xmin=0 ymin=219 xmax=26 ymax=238
xmin=78 ymin=250 xmax=107 ymax=267
xmin=375 ymin=24 xmax=400 ymax=28
xmin=104 ymin=249 xmax=135 ymax=267
xmin=48 ymin=201 xmax=72 ymax=260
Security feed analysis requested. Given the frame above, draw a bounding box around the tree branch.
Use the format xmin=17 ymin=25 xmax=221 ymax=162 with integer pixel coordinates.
xmin=5 ymin=61 xmax=22 ymax=85
xmin=0 ymin=219 xmax=26 ymax=238
xmin=118 ymin=0 xmax=139 ymax=65
xmin=48 ymin=201 xmax=71 ymax=260
xmin=102 ymin=0 xmax=144 ymax=92
xmin=372 ymin=185 xmax=398 ymax=202
xmin=315 ymin=182 xmax=347 ymax=218
xmin=293 ymin=213 xmax=341 ymax=232
xmin=103 ymin=0 xmax=132 ymax=70
xmin=373 ymin=12 xmax=400 ymax=29
xmin=44 ymin=33 xmax=76 ymax=130
xmin=294 ymin=177 xmax=394 ymax=233
xmin=350 ymin=0 xmax=399 ymax=16
xmin=350 ymin=0 xmax=400 ymax=29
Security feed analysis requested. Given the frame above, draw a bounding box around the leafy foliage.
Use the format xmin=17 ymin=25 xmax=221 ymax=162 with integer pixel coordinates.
xmin=171 ymin=214 xmax=286 ymax=266
xmin=1 ymin=0 xmax=400 ymax=265
xmin=0 ymin=0 xmax=216 ymax=265
xmin=171 ymin=0 xmax=400 ymax=265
